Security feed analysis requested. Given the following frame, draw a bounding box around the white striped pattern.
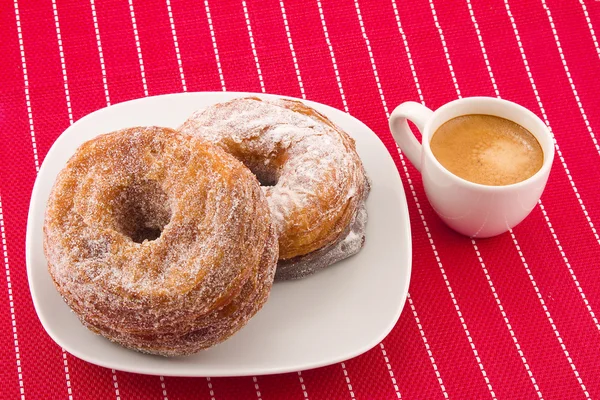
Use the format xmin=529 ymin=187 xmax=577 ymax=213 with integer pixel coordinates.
xmin=165 ymin=0 xmax=187 ymax=92
xmin=90 ymin=0 xmax=110 ymax=105
xmin=9 ymin=3 xmax=35 ymax=399
xmin=316 ymin=0 xmax=349 ymax=112
xmin=540 ymin=1 xmax=600 ymax=157
xmin=62 ymin=351 xmax=73 ymax=400
xmin=471 ymin=241 xmax=543 ymax=399
xmin=502 ymin=3 xmax=594 ymax=394
xmin=13 ymin=0 xmax=39 ymax=172
xmin=297 ymin=371 xmax=309 ymax=400
xmin=128 ymin=0 xmax=149 ymax=96
xmin=206 ymin=377 xmax=216 ymax=400
xmin=508 ymin=230 xmax=589 ymax=398
xmin=52 ymin=0 xmax=73 ymax=124
xmin=504 ymin=1 xmax=600 ymax=247
xmin=242 ymin=0 xmax=265 ymax=93
xmin=407 ymin=295 xmax=448 ymax=398
xmin=341 ymin=363 xmax=356 ymax=398
xmin=537 ymin=199 xmax=600 ymax=331
xmin=279 ymin=0 xmax=306 ymax=99
xmin=159 ymin=375 xmax=169 ymax=400
xmin=465 ymin=0 xmax=499 ymax=96
xmin=579 ymin=0 xmax=600 ymax=62
xmin=204 ymin=0 xmax=226 ymax=91
xmin=0 ymin=194 xmax=25 ymax=400
xmin=252 ymin=376 xmax=263 ymax=400
xmin=433 ymin=1 xmax=593 ymax=396
xmin=379 ymin=343 xmax=402 ymax=398
xmin=469 ymin=0 xmax=600 ymax=349
xmin=428 ymin=0 xmax=461 ymax=99
xmin=111 ymin=369 xmax=121 ymax=400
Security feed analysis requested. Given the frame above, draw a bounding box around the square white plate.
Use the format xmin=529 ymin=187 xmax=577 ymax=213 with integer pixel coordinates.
xmin=26 ymin=92 xmax=412 ymax=377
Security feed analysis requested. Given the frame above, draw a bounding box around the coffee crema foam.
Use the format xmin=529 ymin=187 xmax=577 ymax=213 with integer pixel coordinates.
xmin=430 ymin=114 xmax=544 ymax=186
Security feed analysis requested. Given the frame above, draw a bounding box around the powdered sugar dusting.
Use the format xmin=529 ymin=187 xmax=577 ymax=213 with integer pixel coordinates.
xmin=44 ymin=127 xmax=278 ymax=356
xmin=179 ymin=97 xmax=369 ymax=277
xmin=275 ymin=184 xmax=369 ymax=280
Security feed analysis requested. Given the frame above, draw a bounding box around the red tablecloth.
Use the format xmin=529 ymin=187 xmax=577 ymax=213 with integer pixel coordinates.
xmin=1 ymin=0 xmax=600 ymax=398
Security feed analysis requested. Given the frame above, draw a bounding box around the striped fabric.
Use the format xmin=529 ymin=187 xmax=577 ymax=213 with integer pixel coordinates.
xmin=1 ymin=0 xmax=600 ymax=398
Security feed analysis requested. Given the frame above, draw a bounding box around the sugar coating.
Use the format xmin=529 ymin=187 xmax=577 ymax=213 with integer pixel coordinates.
xmin=43 ymin=127 xmax=278 ymax=356
xmin=179 ymin=97 xmax=370 ymax=278
xmin=275 ymin=185 xmax=369 ymax=280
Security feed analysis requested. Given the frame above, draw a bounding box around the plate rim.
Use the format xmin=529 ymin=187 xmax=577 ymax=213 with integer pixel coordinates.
xmin=26 ymin=91 xmax=412 ymax=376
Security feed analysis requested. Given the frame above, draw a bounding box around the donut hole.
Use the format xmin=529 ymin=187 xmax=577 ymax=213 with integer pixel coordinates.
xmin=114 ymin=180 xmax=172 ymax=243
xmin=242 ymin=160 xmax=279 ymax=187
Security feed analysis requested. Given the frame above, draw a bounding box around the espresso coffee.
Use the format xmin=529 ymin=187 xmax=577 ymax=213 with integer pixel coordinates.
xmin=430 ymin=114 xmax=543 ymax=186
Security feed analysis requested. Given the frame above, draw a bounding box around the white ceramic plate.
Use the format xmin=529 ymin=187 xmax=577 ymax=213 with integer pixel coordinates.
xmin=26 ymin=92 xmax=411 ymax=377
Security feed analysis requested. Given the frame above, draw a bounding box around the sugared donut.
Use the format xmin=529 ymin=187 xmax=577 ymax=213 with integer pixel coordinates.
xmin=43 ymin=127 xmax=278 ymax=356
xmin=179 ymin=97 xmax=369 ymax=280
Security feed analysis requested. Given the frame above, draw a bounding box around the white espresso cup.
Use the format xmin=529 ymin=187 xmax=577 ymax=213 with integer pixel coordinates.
xmin=389 ymin=97 xmax=554 ymax=238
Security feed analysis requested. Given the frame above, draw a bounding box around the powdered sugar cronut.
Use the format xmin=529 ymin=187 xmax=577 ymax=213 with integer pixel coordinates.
xmin=179 ymin=97 xmax=369 ymax=279
xmin=43 ymin=127 xmax=278 ymax=356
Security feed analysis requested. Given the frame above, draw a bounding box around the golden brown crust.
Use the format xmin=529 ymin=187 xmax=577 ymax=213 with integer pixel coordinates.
xmin=43 ymin=127 xmax=277 ymax=356
xmin=179 ymin=97 xmax=369 ymax=268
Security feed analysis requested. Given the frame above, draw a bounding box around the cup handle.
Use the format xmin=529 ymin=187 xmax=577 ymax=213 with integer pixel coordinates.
xmin=389 ymin=102 xmax=434 ymax=172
